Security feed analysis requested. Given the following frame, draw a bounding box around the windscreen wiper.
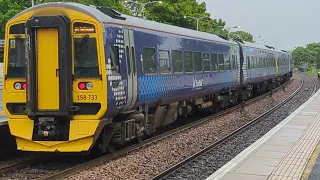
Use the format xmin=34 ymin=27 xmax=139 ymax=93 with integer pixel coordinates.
xmin=76 ymin=34 xmax=89 ymax=53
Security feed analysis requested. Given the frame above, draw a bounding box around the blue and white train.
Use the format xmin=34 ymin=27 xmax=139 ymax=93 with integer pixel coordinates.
xmin=4 ymin=2 xmax=293 ymax=152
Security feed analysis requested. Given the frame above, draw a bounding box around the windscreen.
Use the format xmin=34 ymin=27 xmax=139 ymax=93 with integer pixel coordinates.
xmin=73 ymin=37 xmax=100 ymax=78
xmin=7 ymin=38 xmax=25 ymax=78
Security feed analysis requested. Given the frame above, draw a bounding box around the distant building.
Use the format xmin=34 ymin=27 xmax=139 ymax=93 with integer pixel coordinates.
xmin=301 ymin=63 xmax=308 ymax=69
xmin=298 ymin=63 xmax=309 ymax=72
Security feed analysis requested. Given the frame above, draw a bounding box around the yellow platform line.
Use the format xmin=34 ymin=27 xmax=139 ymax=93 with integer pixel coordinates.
xmin=0 ymin=111 xmax=5 ymax=115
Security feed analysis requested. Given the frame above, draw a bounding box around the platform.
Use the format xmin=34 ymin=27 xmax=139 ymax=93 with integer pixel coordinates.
xmin=206 ymin=89 xmax=320 ymax=180
xmin=0 ymin=117 xmax=8 ymax=126
xmin=0 ymin=89 xmax=8 ymax=125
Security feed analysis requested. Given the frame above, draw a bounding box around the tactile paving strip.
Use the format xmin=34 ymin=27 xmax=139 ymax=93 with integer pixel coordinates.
xmin=267 ymin=113 xmax=320 ymax=180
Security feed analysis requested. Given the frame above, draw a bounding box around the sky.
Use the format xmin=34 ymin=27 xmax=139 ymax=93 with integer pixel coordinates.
xmin=197 ymin=0 xmax=320 ymax=51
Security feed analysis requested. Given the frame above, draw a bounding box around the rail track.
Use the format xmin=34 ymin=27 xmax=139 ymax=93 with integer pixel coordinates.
xmin=150 ymin=72 xmax=317 ymax=180
xmin=0 ymin=73 xmax=302 ymax=180
xmin=0 ymin=154 xmax=44 ymax=175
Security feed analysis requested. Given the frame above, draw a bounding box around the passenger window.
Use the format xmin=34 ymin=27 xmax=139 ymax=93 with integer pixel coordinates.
xmin=224 ymin=54 xmax=231 ymax=70
xmin=236 ymin=55 xmax=239 ymax=69
xmin=184 ymin=51 xmax=193 ymax=72
xmin=109 ymin=45 xmax=120 ymax=74
xmin=231 ymin=55 xmax=235 ymax=69
xmin=265 ymin=58 xmax=268 ymax=67
xmin=246 ymin=56 xmax=250 ymax=69
xmin=203 ymin=53 xmax=210 ymax=72
xmin=172 ymin=50 xmax=182 ymax=73
xmin=159 ymin=50 xmax=171 ymax=73
xmin=211 ymin=53 xmax=218 ymax=71
xmin=269 ymin=58 xmax=272 ymax=67
xmin=251 ymin=56 xmax=255 ymax=69
xmin=233 ymin=55 xmax=238 ymax=69
xmin=142 ymin=47 xmax=156 ymax=74
xmin=194 ymin=52 xmax=202 ymax=72
xmin=218 ymin=54 xmax=224 ymax=71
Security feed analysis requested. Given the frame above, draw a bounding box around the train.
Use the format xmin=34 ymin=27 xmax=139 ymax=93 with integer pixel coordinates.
xmin=3 ymin=2 xmax=293 ymax=153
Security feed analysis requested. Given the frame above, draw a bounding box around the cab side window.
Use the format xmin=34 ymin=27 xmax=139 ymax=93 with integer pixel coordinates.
xmin=109 ymin=45 xmax=120 ymax=74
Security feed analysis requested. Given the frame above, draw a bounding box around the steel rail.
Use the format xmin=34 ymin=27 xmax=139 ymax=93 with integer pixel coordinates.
xmin=0 ymin=155 xmax=47 ymax=175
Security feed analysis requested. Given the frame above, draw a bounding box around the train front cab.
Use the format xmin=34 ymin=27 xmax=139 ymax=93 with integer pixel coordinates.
xmin=4 ymin=5 xmax=108 ymax=152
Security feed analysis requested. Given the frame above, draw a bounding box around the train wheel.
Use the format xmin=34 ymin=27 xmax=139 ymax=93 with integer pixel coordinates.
xmin=97 ymin=125 xmax=118 ymax=154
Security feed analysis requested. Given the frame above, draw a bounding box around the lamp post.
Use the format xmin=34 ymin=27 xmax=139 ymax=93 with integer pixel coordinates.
xmin=183 ymin=15 xmax=212 ymax=31
xmin=254 ymin=36 xmax=264 ymax=44
xmin=124 ymin=0 xmax=162 ymax=19
xmin=225 ymin=26 xmax=240 ymax=39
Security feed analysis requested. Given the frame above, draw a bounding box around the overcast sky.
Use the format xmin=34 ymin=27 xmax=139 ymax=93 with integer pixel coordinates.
xmin=197 ymin=0 xmax=320 ymax=51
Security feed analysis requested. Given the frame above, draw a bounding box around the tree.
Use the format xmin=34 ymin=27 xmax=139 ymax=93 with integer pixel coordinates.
xmin=292 ymin=47 xmax=307 ymax=67
xmin=292 ymin=42 xmax=320 ymax=69
xmin=0 ymin=0 xmax=29 ymax=39
xmin=229 ymin=30 xmax=254 ymax=42
xmin=125 ymin=0 xmax=226 ymax=34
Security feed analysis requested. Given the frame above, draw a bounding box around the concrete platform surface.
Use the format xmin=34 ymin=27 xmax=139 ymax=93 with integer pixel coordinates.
xmin=206 ymin=89 xmax=320 ymax=180
xmin=0 ymin=118 xmax=8 ymax=126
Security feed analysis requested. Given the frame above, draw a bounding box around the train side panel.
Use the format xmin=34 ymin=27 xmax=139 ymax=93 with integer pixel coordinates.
xmin=104 ymin=24 xmax=241 ymax=116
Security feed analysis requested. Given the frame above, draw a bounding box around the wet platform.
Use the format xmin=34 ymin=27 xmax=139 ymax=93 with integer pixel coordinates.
xmin=206 ymin=89 xmax=320 ymax=180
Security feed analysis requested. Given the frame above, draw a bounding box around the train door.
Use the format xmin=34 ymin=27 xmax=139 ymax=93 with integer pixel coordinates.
xmin=237 ymin=44 xmax=248 ymax=85
xmin=275 ymin=54 xmax=279 ymax=74
xmin=231 ymin=54 xmax=238 ymax=85
xmin=37 ymin=29 xmax=60 ymax=110
xmin=123 ymin=28 xmax=138 ymax=110
xmin=25 ymin=15 xmax=72 ymax=116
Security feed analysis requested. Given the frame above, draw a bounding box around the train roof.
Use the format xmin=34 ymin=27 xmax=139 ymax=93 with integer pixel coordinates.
xmin=242 ymin=41 xmax=279 ymax=52
xmin=242 ymin=41 xmax=290 ymax=55
xmin=11 ymin=2 xmax=237 ymax=45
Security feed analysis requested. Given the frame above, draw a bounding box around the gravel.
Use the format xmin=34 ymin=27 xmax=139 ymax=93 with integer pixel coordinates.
xmin=163 ymin=72 xmax=316 ymax=180
xmin=0 ymin=155 xmax=87 ymax=180
xmin=66 ymin=73 xmax=303 ymax=180
xmin=0 ymin=153 xmax=34 ymax=169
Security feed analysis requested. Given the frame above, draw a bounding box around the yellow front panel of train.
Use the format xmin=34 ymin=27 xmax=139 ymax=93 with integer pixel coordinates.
xmin=37 ymin=28 xmax=59 ymax=110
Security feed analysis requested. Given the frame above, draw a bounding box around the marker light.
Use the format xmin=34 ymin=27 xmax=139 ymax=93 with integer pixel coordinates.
xmin=14 ymin=82 xmax=22 ymax=90
xmin=86 ymin=82 xmax=93 ymax=90
xmin=78 ymin=83 xmax=86 ymax=90
xmin=22 ymin=83 xmax=27 ymax=90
